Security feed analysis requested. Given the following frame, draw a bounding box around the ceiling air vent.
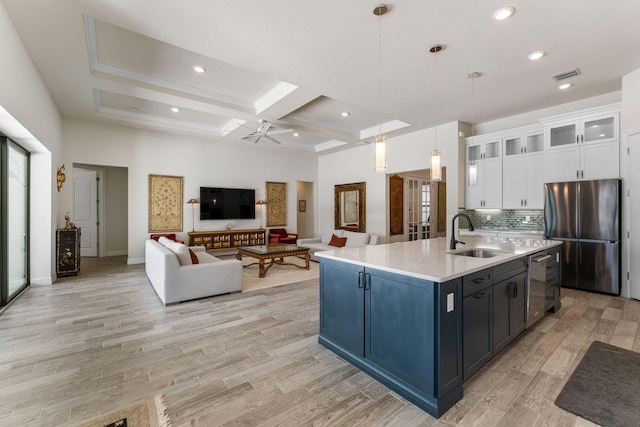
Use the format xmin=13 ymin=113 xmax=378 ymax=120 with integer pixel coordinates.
xmin=552 ymin=68 xmax=581 ymax=81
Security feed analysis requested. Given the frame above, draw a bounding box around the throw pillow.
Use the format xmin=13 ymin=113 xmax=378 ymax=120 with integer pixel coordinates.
xmin=160 ymin=238 xmax=192 ymax=265
xmin=321 ymin=229 xmax=343 ymax=244
xmin=188 ymin=249 xmax=199 ymax=264
xmin=328 ymin=234 xmax=347 ymax=248
xmin=343 ymin=231 xmax=369 ymax=247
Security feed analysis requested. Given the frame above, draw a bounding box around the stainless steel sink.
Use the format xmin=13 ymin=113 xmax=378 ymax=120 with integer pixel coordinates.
xmin=450 ymin=249 xmax=506 ymax=258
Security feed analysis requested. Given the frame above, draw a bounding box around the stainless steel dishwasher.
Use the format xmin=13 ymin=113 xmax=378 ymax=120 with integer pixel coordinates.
xmin=528 ymin=251 xmax=551 ymax=327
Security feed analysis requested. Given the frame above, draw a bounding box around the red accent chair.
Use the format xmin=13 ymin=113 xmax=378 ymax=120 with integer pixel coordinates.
xmin=268 ymin=228 xmax=298 ymax=244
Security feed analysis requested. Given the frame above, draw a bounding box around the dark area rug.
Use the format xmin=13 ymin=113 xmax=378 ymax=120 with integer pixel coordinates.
xmin=555 ymin=341 xmax=640 ymax=427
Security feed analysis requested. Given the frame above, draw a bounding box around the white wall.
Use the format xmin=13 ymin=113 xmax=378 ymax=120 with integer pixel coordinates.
xmin=318 ymin=121 xmax=462 ymax=242
xmin=61 ymin=118 xmax=318 ymax=263
xmin=622 ymin=69 xmax=640 ymax=134
xmin=0 ymin=2 xmax=62 ymax=285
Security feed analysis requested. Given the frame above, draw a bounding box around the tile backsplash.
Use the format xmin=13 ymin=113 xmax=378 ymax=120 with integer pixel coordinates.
xmin=458 ymin=209 xmax=543 ymax=232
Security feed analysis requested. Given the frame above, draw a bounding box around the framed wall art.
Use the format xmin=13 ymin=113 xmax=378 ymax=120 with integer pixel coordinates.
xmin=266 ymin=181 xmax=287 ymax=226
xmin=148 ymin=174 xmax=183 ymax=232
xmin=298 ymin=200 xmax=306 ymax=212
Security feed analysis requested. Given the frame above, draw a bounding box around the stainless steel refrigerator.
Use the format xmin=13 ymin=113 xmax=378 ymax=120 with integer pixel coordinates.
xmin=544 ymin=179 xmax=621 ymax=295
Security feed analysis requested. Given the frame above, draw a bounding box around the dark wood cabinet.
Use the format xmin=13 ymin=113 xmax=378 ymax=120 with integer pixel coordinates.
xmin=188 ymin=229 xmax=265 ymax=251
xmin=56 ymin=228 xmax=81 ymax=277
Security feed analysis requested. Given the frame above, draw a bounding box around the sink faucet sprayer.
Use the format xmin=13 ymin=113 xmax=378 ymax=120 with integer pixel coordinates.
xmin=450 ymin=213 xmax=475 ymax=250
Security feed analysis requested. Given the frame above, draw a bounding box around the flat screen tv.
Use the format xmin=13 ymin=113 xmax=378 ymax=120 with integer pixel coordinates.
xmin=200 ymin=187 xmax=256 ymax=220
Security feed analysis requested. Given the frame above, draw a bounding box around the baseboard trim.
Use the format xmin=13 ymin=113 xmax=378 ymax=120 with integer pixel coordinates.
xmin=128 ymin=257 xmax=144 ymax=265
xmin=31 ymin=277 xmax=53 ymax=285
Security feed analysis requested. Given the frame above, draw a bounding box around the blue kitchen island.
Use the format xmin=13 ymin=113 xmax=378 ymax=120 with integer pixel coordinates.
xmin=316 ymin=235 xmax=562 ymax=418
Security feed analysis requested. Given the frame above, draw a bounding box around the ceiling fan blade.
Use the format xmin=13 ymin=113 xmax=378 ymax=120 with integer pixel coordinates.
xmin=254 ymin=135 xmax=263 ymax=144
xmin=242 ymin=132 xmax=260 ymax=140
xmin=262 ymin=121 xmax=272 ymax=134
xmin=264 ymin=135 xmax=281 ymax=144
xmin=267 ymin=128 xmax=294 ymax=135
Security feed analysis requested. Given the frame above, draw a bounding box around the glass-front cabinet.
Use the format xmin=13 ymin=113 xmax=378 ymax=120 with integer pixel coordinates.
xmin=547 ymin=113 xmax=618 ymax=148
xmin=465 ymin=137 xmax=502 ymax=209
xmin=502 ymin=126 xmax=545 ymax=209
xmin=542 ymin=105 xmax=620 ymax=182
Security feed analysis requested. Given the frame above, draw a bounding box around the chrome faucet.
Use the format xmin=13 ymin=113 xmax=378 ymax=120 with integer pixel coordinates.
xmin=450 ymin=213 xmax=475 ymax=250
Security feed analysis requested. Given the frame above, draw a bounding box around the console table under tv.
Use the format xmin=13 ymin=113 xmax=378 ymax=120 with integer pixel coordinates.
xmin=188 ymin=229 xmax=266 ymax=252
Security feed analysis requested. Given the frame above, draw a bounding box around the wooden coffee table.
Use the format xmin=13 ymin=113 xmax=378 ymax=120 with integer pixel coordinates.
xmin=236 ymin=244 xmax=311 ymax=278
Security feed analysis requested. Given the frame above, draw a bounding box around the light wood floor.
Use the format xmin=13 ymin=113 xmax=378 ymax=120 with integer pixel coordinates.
xmin=1 ymin=256 xmax=639 ymax=426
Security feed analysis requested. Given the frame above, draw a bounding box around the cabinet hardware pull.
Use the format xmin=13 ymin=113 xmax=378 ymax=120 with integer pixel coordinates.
xmin=508 ymin=282 xmax=517 ymax=298
xmin=472 ymin=277 xmax=486 ymax=284
xmin=581 ymin=134 xmax=584 ymax=143
xmin=576 ymin=170 xmax=579 ymax=179
xmin=524 ymin=199 xmax=527 ymax=206
xmin=364 ymin=272 xmax=371 ymax=290
xmin=581 ymin=170 xmax=584 ymax=178
xmin=577 ymin=135 xmax=579 ymax=144
xmin=473 ymin=292 xmax=486 ymax=299
xmin=358 ymin=271 xmax=364 ymax=289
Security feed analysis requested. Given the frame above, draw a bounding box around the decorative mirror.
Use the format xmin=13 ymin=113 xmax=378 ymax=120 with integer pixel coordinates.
xmin=334 ymin=182 xmax=366 ymax=232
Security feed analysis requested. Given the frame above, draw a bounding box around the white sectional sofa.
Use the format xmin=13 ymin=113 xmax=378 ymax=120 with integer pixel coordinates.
xmin=145 ymin=237 xmax=242 ymax=305
xmin=297 ymin=229 xmax=379 ymax=261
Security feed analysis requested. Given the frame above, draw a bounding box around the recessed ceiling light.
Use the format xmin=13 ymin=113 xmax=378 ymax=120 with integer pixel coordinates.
xmin=193 ymin=65 xmax=206 ymax=73
xmin=528 ymin=50 xmax=546 ymax=61
xmin=557 ymin=83 xmax=573 ymax=90
xmin=493 ymin=6 xmax=515 ymax=21
xmin=293 ymin=132 xmax=299 ymax=137
xmin=171 ymin=107 xmax=180 ymax=112
xmin=341 ymin=112 xmax=350 ymax=117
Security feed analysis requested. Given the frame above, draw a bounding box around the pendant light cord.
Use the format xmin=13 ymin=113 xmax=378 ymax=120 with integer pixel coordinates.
xmin=433 ymin=48 xmax=438 ymax=150
xmin=378 ymin=9 xmax=383 ymax=137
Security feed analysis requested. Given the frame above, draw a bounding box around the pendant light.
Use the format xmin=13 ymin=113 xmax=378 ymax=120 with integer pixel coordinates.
xmin=467 ymin=71 xmax=481 ymax=186
xmin=373 ymin=4 xmax=388 ymax=173
xmin=429 ymin=45 xmax=443 ymax=182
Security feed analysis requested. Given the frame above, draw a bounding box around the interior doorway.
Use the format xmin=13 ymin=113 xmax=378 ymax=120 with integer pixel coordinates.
xmin=296 ymin=181 xmax=315 ymax=239
xmin=72 ymin=163 xmax=128 ymax=259
xmin=388 ymin=168 xmax=446 ymax=242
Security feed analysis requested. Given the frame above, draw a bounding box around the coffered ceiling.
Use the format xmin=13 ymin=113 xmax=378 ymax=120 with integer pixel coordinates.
xmin=4 ymin=0 xmax=640 ymax=154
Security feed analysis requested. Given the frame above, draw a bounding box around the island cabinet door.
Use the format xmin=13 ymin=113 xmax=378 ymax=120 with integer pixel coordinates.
xmin=364 ymin=268 xmax=437 ymax=396
xmin=492 ymin=271 xmax=527 ymax=355
xmin=319 ymin=259 xmax=365 ymax=356
xmin=462 ymin=289 xmax=492 ymax=381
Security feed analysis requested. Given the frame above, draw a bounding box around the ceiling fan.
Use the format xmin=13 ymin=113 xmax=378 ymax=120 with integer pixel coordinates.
xmin=241 ymin=120 xmax=294 ymax=144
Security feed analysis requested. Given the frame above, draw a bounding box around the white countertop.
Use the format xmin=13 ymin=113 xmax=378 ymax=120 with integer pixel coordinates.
xmin=315 ymin=235 xmax=562 ymax=283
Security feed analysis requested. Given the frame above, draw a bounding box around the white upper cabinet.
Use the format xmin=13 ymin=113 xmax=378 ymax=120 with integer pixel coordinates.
xmin=465 ymin=136 xmax=502 ymax=209
xmin=502 ymin=126 xmax=545 ymax=209
xmin=542 ymin=104 xmax=620 ymax=182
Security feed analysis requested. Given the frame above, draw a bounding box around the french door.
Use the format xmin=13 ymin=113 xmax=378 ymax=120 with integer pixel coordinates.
xmin=1 ymin=137 xmax=29 ymax=309
xmin=407 ymin=176 xmax=431 ymax=241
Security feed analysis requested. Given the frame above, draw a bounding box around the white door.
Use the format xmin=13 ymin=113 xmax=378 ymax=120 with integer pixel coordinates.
xmin=629 ymin=133 xmax=640 ymax=300
xmin=74 ymin=169 xmax=98 ymax=257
